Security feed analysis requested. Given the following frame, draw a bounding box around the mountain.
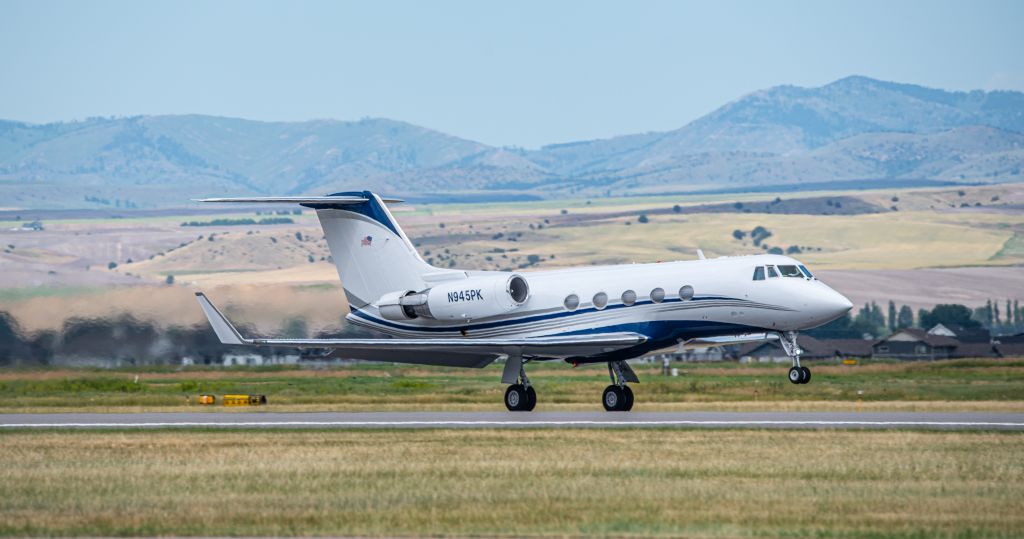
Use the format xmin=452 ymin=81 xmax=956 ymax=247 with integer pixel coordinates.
xmin=1 ymin=76 xmax=1022 ymax=208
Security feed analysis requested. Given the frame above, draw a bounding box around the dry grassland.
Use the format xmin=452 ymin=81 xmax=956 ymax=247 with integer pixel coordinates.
xmin=1 ymin=429 xmax=1022 ymax=537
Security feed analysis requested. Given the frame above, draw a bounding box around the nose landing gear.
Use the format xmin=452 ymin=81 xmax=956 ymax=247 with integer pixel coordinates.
xmin=779 ymin=331 xmax=811 ymax=385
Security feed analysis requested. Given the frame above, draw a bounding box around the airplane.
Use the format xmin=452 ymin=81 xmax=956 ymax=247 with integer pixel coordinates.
xmin=195 ymin=191 xmax=853 ymax=412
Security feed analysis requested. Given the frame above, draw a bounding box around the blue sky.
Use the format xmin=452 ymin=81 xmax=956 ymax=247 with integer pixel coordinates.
xmin=1 ymin=0 xmax=1022 ymax=147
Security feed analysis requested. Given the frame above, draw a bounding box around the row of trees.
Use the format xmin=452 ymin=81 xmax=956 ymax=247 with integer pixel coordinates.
xmin=810 ymin=299 xmax=1023 ymax=339
xmin=0 ymin=312 xmax=358 ymax=366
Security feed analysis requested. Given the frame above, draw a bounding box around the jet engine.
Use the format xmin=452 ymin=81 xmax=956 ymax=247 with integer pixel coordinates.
xmin=375 ymin=274 xmax=530 ymax=321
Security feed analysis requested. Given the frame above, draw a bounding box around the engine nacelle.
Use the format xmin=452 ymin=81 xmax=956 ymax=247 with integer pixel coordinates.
xmin=375 ymin=274 xmax=530 ymax=322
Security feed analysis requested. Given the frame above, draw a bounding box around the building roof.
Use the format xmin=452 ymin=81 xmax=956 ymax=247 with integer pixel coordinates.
xmin=875 ymin=328 xmax=959 ymax=348
xmin=736 ymin=335 xmax=873 ymax=358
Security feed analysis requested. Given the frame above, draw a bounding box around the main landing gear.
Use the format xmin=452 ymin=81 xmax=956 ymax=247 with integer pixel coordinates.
xmin=603 ymin=360 xmax=638 ymax=412
xmin=779 ymin=331 xmax=811 ymax=384
xmin=502 ymin=356 xmax=536 ymax=411
xmin=501 ymin=356 xmax=641 ymax=412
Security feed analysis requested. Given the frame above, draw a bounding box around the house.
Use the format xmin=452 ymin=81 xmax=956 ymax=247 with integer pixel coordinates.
xmin=873 ymin=328 xmax=959 ymax=360
xmin=737 ymin=335 xmax=873 ymax=363
xmin=992 ymin=333 xmax=1024 ymax=358
xmin=927 ymin=323 xmax=991 ymax=343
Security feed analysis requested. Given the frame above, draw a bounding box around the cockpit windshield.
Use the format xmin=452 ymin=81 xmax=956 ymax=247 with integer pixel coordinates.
xmin=753 ymin=264 xmax=816 ymax=280
xmin=777 ymin=265 xmax=803 ymax=278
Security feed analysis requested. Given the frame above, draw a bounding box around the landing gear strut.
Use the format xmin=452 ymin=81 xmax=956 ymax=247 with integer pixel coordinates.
xmin=779 ymin=331 xmax=811 ymax=384
xmin=502 ymin=356 xmax=536 ymax=411
xmin=603 ymin=361 xmax=637 ymax=411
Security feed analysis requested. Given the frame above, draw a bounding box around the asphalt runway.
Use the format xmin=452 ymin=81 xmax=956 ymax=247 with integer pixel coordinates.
xmin=1 ymin=411 xmax=1023 ymax=430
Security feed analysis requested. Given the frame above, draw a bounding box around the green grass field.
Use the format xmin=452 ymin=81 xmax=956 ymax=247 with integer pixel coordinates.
xmin=1 ymin=429 xmax=1022 ymax=537
xmin=2 ymin=359 xmax=1023 ymax=413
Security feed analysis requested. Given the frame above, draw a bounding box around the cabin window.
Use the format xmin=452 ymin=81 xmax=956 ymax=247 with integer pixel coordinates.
xmin=766 ymin=265 xmax=779 ymax=278
xmin=621 ymin=290 xmax=637 ymax=306
xmin=778 ymin=265 xmax=802 ymax=278
xmin=878 ymin=345 xmax=889 ymax=353
xmin=564 ymin=294 xmax=580 ymax=311
xmin=593 ymin=292 xmax=608 ymax=310
xmin=799 ymin=265 xmax=814 ymax=279
xmin=679 ymin=285 xmax=694 ymax=301
xmin=650 ymin=288 xmax=665 ymax=303
xmin=753 ymin=267 xmax=765 ymax=281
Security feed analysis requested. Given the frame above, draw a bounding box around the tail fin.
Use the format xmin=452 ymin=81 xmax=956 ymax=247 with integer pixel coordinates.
xmin=310 ymin=191 xmax=434 ymax=307
xmin=197 ymin=191 xmax=441 ymax=308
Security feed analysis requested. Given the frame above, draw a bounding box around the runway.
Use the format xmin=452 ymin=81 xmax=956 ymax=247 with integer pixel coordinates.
xmin=2 ymin=411 xmax=1023 ymax=430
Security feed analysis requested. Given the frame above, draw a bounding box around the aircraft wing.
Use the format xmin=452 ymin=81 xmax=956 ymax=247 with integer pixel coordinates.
xmin=195 ymin=196 xmax=404 ymax=205
xmin=681 ymin=332 xmax=777 ymax=350
xmin=196 ymin=293 xmax=646 ymax=368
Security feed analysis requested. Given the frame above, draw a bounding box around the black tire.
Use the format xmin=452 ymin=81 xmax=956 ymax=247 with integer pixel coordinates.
xmin=524 ymin=385 xmax=537 ymax=411
xmin=505 ymin=384 xmax=527 ymax=411
xmin=603 ymin=385 xmax=625 ymax=412
xmin=800 ymin=367 xmax=811 ymax=384
xmin=622 ymin=385 xmax=634 ymax=411
xmin=788 ymin=367 xmax=803 ymax=385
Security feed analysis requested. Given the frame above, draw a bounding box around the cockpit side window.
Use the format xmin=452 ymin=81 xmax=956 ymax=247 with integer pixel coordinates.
xmin=778 ymin=265 xmax=803 ymax=278
xmin=753 ymin=267 xmax=765 ymax=281
xmin=799 ymin=265 xmax=814 ymax=279
xmin=766 ymin=265 xmax=779 ymax=278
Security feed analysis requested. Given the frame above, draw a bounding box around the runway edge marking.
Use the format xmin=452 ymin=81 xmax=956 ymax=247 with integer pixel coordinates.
xmin=3 ymin=420 xmax=1024 ymax=428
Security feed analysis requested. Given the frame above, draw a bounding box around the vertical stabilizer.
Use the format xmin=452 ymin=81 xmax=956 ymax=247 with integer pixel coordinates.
xmin=310 ymin=191 xmax=434 ymax=308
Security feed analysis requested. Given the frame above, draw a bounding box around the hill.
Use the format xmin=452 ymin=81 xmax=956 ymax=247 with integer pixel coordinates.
xmin=1 ymin=76 xmax=1022 ymax=208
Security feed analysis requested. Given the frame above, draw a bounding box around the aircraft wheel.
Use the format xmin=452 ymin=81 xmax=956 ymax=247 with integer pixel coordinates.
xmin=505 ymin=384 xmax=528 ymax=411
xmin=788 ymin=367 xmax=803 ymax=385
xmin=800 ymin=367 xmax=812 ymax=384
xmin=622 ymin=385 xmax=634 ymax=411
xmin=602 ymin=385 xmax=626 ymax=412
xmin=524 ymin=385 xmax=537 ymax=411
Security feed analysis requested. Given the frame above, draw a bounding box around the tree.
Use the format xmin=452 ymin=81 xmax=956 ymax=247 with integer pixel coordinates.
xmin=888 ymin=301 xmax=897 ymax=331
xmin=637 ymin=214 xmax=649 ymax=224
xmin=107 ymin=262 xmax=117 ymax=270
xmin=917 ymin=308 xmax=930 ymax=328
xmin=919 ymin=304 xmax=981 ymax=330
xmin=732 ymin=229 xmax=746 ymax=240
xmin=165 ymin=274 xmax=175 ymax=285
xmin=852 ymin=302 xmax=887 ymax=337
xmin=672 ymin=205 xmax=682 ymax=213
xmin=897 ymin=305 xmax=914 ymax=328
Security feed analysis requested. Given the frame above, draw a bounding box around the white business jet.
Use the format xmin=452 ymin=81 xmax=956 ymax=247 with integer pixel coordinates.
xmin=195 ymin=191 xmax=852 ymax=411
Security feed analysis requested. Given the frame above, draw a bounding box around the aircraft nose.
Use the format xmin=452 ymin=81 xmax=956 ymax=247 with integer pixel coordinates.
xmin=824 ymin=288 xmax=854 ymax=319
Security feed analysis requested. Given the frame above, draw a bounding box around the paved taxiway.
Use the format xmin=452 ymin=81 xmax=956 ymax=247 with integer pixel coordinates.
xmin=1 ymin=411 xmax=1023 ymax=430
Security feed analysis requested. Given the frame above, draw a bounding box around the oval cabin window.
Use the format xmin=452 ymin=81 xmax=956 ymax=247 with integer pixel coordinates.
xmin=564 ymin=294 xmax=580 ymax=311
xmin=679 ymin=285 xmax=694 ymax=301
xmin=650 ymin=288 xmax=665 ymax=303
xmin=621 ymin=290 xmax=637 ymax=306
xmin=593 ymin=292 xmax=608 ymax=310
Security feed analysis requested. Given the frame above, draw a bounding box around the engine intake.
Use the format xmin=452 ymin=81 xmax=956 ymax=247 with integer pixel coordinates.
xmin=375 ymin=274 xmax=530 ymax=321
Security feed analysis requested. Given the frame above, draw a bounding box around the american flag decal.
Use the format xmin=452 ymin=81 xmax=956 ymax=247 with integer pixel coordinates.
xmin=360 ymin=235 xmax=373 ymax=247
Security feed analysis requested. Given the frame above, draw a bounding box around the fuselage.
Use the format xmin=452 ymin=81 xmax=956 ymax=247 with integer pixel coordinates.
xmin=347 ymin=253 xmax=852 ymax=361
